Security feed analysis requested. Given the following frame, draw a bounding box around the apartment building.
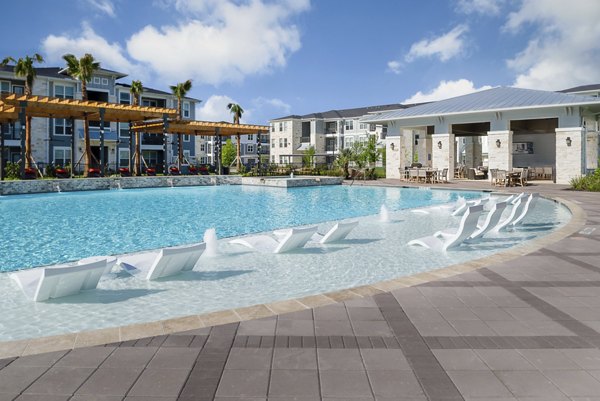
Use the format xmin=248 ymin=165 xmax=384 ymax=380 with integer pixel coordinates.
xmin=269 ymin=104 xmax=407 ymax=167
xmin=197 ymin=132 xmax=270 ymax=167
xmin=0 ymin=65 xmax=198 ymax=173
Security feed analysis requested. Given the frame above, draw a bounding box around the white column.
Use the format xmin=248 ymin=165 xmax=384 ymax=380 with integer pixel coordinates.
xmin=432 ymin=133 xmax=455 ymax=181
xmin=556 ymin=127 xmax=584 ymax=184
xmin=385 ymin=137 xmax=401 ymax=179
xmin=487 ymin=130 xmax=513 ymax=181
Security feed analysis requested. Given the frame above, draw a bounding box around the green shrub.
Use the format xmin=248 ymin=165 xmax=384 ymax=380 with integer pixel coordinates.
xmin=4 ymin=161 xmax=20 ymax=179
xmin=570 ymin=168 xmax=600 ymax=191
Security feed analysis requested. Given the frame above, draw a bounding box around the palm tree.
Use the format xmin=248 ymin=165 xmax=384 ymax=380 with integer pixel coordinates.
xmin=227 ymin=103 xmax=244 ymax=170
xmin=62 ymin=53 xmax=100 ymax=177
xmin=335 ymin=148 xmax=354 ymax=179
xmin=169 ymin=79 xmax=192 ymax=165
xmin=130 ymin=80 xmax=143 ymax=176
xmin=1 ymin=53 xmax=44 ymax=169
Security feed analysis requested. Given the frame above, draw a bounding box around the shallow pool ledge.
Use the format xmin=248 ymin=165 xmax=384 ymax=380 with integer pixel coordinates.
xmin=0 ymin=195 xmax=585 ymax=358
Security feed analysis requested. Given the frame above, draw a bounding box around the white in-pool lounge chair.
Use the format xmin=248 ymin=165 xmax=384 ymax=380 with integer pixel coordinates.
xmin=312 ymin=221 xmax=359 ymax=244
xmin=492 ymin=193 xmax=538 ymax=232
xmin=451 ymin=197 xmax=489 ymax=216
xmin=411 ymin=197 xmax=467 ymax=215
xmin=229 ymin=225 xmax=318 ymax=253
xmin=10 ymin=258 xmax=108 ymax=302
xmin=117 ymin=242 xmax=206 ymax=280
xmin=407 ymin=205 xmax=484 ymax=251
xmin=468 ymin=201 xmax=507 ymax=240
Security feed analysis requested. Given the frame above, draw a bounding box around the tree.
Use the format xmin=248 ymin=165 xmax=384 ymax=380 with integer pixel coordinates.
xmin=169 ymin=79 xmax=192 ymax=165
xmin=130 ymin=80 xmax=143 ymax=176
xmin=1 ymin=53 xmax=44 ymax=169
xmin=227 ymin=103 xmax=244 ymax=170
xmin=221 ymin=139 xmax=236 ymax=168
xmin=302 ymin=146 xmax=315 ymax=168
xmin=62 ymin=53 xmax=100 ymax=177
xmin=335 ymin=148 xmax=354 ymax=179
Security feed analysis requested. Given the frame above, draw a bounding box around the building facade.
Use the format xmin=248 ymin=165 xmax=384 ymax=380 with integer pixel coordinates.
xmin=269 ymin=104 xmax=405 ymax=167
xmin=0 ymin=66 xmax=198 ymax=174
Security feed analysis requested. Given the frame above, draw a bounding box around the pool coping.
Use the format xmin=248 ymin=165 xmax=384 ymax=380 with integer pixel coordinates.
xmin=0 ymin=192 xmax=585 ymax=358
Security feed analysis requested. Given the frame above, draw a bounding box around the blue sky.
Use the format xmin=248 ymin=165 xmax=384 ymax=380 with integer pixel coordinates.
xmin=2 ymin=0 xmax=600 ymax=125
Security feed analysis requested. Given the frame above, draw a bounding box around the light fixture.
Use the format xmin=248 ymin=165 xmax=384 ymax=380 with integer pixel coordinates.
xmin=495 ymin=139 xmax=501 ymax=148
xmin=437 ymin=141 xmax=442 ymax=149
xmin=566 ymin=136 xmax=572 ymax=147
xmin=390 ymin=143 xmax=395 ymax=151
xmin=415 ymin=134 xmax=419 ymax=146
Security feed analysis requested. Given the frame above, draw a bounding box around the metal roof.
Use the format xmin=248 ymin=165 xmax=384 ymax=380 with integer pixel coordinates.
xmin=116 ymin=83 xmax=201 ymax=103
xmin=559 ymin=84 xmax=600 ymax=93
xmin=271 ymin=103 xmax=407 ymax=122
xmin=361 ymin=87 xmax=600 ymax=123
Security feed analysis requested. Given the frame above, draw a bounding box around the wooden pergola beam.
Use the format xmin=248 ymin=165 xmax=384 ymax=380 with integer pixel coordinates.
xmin=131 ymin=119 xmax=269 ymax=136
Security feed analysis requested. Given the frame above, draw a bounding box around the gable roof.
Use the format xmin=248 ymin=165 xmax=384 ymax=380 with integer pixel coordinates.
xmin=115 ymin=83 xmax=201 ymax=103
xmin=361 ymin=87 xmax=600 ymax=123
xmin=559 ymin=84 xmax=600 ymax=93
xmin=0 ymin=66 xmax=77 ymax=81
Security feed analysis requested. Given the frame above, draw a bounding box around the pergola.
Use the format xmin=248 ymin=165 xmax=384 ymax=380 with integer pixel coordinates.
xmin=0 ymin=93 xmax=177 ymax=178
xmin=131 ymin=119 xmax=270 ymax=174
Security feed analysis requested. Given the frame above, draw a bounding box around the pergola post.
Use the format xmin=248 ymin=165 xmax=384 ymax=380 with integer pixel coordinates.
xmin=0 ymin=122 xmax=5 ymax=181
xmin=236 ymin=133 xmax=241 ymax=171
xmin=18 ymin=101 xmax=26 ymax=178
xmin=256 ymin=131 xmax=262 ymax=173
xmin=70 ymin=117 xmax=75 ymax=178
xmin=215 ymin=127 xmax=222 ymax=175
xmin=162 ymin=114 xmax=169 ymax=175
xmin=128 ymin=121 xmax=133 ymax=173
xmin=99 ymin=108 xmax=106 ymax=176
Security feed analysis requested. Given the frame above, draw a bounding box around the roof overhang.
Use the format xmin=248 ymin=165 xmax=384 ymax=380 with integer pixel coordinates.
xmin=131 ymin=119 xmax=269 ymax=136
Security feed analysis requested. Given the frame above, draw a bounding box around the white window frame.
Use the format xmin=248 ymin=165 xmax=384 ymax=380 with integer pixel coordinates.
xmin=53 ymin=146 xmax=72 ymax=166
xmin=279 ymin=138 xmax=283 ymax=148
xmin=101 ymin=78 xmax=109 ymax=85
xmin=247 ymin=144 xmax=254 ymax=153
xmin=12 ymin=85 xmax=24 ymax=95
xmin=284 ymin=138 xmax=288 ymax=148
xmin=279 ymin=122 xmax=283 ymax=132
xmin=54 ymin=118 xmax=72 ymax=136
xmin=183 ymin=134 xmax=190 ymax=142
xmin=54 ymin=85 xmax=75 ymax=99
xmin=93 ymin=77 xmax=101 ymax=84
xmin=119 ymin=122 xmax=130 ymax=138
xmin=0 ymin=81 xmax=10 ymax=94
xmin=247 ymin=134 xmax=254 ymax=141
xmin=183 ymin=101 xmax=191 ymax=118
xmin=200 ymin=143 xmax=205 ymax=152
xmin=345 ymin=120 xmax=354 ymax=131
xmin=118 ymin=148 xmax=130 ymax=168
xmin=119 ymin=92 xmax=131 ymax=104
xmin=184 ymin=149 xmax=191 ymax=161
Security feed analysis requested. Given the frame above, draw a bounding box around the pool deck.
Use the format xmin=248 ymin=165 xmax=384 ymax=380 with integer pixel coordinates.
xmin=1 ymin=179 xmax=600 ymax=400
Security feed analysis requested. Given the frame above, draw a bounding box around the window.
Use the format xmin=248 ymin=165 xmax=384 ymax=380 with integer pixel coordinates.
xmin=118 ymin=149 xmax=130 ymax=167
xmin=271 ymin=155 xmax=275 ymax=163
xmin=184 ymin=150 xmax=191 ymax=161
xmin=271 ymin=139 xmax=275 ymax=147
xmin=142 ymin=99 xmax=158 ymax=107
xmin=55 ymin=85 xmax=74 ymax=99
xmin=54 ymin=118 xmax=72 ymax=136
xmin=0 ymin=81 xmax=9 ymax=94
xmin=284 ymin=138 xmax=288 ymax=148
xmin=270 ymin=124 xmax=274 ymax=132
xmin=93 ymin=77 xmax=101 ymax=84
xmin=119 ymin=122 xmax=130 ymax=138
xmin=279 ymin=156 xmax=284 ymax=164
xmin=247 ymin=134 xmax=253 ymax=141
xmin=279 ymin=138 xmax=283 ymax=148
xmin=119 ymin=92 xmax=131 ymax=104
xmin=101 ymin=78 xmax=108 ymax=85
xmin=183 ymin=102 xmax=190 ymax=118
xmin=345 ymin=120 xmax=354 ymax=131
xmin=247 ymin=144 xmax=254 ymax=153
xmin=279 ymin=122 xmax=283 ymax=132
xmin=142 ymin=150 xmax=159 ymax=166
xmin=359 ymin=123 xmax=367 ymax=130
xmin=183 ymin=134 xmax=190 ymax=142
xmin=369 ymin=124 xmax=376 ymax=132
xmin=12 ymin=85 xmax=24 ymax=95
xmin=53 ymin=147 xmax=72 ymax=166
xmin=200 ymin=143 xmax=205 ymax=152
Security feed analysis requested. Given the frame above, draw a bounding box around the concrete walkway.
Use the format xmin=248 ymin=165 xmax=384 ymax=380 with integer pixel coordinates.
xmin=1 ymin=180 xmax=599 ymax=400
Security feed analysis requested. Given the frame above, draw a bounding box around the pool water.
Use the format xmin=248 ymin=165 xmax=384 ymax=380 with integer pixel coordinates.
xmin=0 ymin=185 xmax=481 ymax=272
xmin=0 ymin=186 xmax=571 ymax=340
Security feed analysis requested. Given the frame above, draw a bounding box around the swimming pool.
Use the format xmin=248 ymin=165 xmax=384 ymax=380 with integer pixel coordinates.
xmin=0 ymin=186 xmax=571 ymax=340
xmin=0 ymin=185 xmax=482 ymax=272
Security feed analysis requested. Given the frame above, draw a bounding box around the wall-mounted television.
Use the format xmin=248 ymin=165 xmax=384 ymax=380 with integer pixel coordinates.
xmin=513 ymin=142 xmax=533 ymax=154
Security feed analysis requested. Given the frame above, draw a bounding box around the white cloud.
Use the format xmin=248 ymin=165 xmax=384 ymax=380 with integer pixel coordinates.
xmin=127 ymin=0 xmax=310 ymax=85
xmin=386 ymin=60 xmax=402 ymax=74
xmin=41 ymin=22 xmax=146 ymax=79
xmin=403 ymin=79 xmax=493 ymax=103
xmin=405 ymin=25 xmax=469 ymax=62
xmin=456 ymin=0 xmax=503 ymax=15
xmin=195 ymin=95 xmax=253 ymax=123
xmin=505 ymin=0 xmax=600 ymax=90
xmin=86 ymin=0 xmax=116 ymax=17
xmin=252 ymin=97 xmax=291 ymax=115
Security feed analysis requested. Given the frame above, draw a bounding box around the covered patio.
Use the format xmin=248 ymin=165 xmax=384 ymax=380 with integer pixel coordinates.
xmin=362 ymin=87 xmax=600 ymax=185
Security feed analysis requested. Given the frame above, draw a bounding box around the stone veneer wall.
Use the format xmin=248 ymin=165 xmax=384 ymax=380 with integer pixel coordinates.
xmin=0 ymin=176 xmax=243 ymax=196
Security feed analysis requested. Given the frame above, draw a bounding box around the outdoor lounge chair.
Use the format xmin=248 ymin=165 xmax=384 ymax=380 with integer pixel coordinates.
xmin=10 ymin=258 xmax=108 ymax=302
xmin=492 ymin=193 xmax=538 ymax=232
xmin=117 ymin=242 xmax=206 ymax=280
xmin=229 ymin=225 xmax=318 ymax=253
xmin=407 ymin=204 xmax=484 ymax=251
xmin=510 ymin=193 xmax=539 ymax=226
xmin=468 ymin=201 xmax=507 ymax=240
xmin=451 ymin=197 xmax=488 ymax=216
xmin=311 ymin=221 xmax=359 ymax=244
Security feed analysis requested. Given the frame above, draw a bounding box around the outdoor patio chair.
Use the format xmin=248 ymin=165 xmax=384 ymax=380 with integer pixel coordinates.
xmin=439 ymin=168 xmax=448 ymax=183
xmin=311 ymin=221 xmax=359 ymax=244
xmin=117 ymin=242 xmax=206 ymax=280
xmin=229 ymin=225 xmax=318 ymax=253
xmin=10 ymin=258 xmax=109 ymax=302
xmin=407 ymin=205 xmax=484 ymax=251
